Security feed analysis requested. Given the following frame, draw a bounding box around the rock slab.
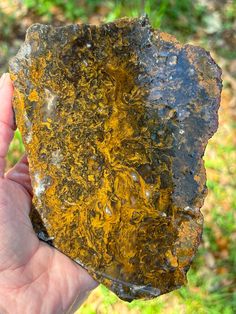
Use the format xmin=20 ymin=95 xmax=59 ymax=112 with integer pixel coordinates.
xmin=9 ymin=16 xmax=222 ymax=301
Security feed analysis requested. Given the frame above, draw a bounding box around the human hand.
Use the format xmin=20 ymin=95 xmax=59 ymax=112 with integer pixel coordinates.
xmin=0 ymin=73 xmax=98 ymax=314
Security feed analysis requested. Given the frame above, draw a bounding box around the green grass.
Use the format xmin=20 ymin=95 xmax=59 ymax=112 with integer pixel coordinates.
xmin=7 ymin=129 xmax=25 ymax=168
xmin=3 ymin=1 xmax=236 ymax=313
xmin=105 ymin=0 xmax=207 ymax=38
xmin=19 ymin=0 xmax=208 ymax=39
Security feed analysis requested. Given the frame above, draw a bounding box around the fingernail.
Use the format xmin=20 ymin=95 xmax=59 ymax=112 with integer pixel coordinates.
xmin=0 ymin=73 xmax=6 ymax=89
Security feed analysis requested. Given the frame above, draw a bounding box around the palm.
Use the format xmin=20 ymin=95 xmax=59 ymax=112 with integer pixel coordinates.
xmin=0 ymin=161 xmax=34 ymax=272
xmin=0 ymin=74 xmax=97 ymax=313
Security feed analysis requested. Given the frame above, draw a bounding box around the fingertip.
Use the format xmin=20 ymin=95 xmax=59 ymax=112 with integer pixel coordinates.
xmin=0 ymin=73 xmax=12 ymax=93
xmin=6 ymin=72 xmax=13 ymax=83
xmin=0 ymin=73 xmax=13 ymax=88
xmin=4 ymin=73 xmax=14 ymax=94
xmin=0 ymin=72 xmax=15 ymax=128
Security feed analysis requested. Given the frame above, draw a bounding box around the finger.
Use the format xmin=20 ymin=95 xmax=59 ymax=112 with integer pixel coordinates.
xmin=0 ymin=73 xmax=15 ymax=129
xmin=5 ymin=154 xmax=33 ymax=197
xmin=0 ymin=73 xmax=15 ymax=177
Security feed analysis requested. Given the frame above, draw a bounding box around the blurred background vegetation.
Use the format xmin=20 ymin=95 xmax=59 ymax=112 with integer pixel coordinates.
xmin=0 ymin=0 xmax=236 ymax=313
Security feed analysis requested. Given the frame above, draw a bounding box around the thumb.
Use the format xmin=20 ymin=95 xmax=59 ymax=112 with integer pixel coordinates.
xmin=0 ymin=73 xmax=15 ymax=177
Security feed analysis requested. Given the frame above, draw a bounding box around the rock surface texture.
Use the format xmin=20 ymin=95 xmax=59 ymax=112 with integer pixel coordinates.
xmin=9 ymin=17 xmax=222 ymax=301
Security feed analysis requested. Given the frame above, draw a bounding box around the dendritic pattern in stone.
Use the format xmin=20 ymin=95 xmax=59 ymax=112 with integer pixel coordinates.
xmin=9 ymin=16 xmax=222 ymax=301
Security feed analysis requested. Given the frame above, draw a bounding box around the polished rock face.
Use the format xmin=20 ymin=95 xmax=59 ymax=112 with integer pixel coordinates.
xmin=9 ymin=16 xmax=222 ymax=301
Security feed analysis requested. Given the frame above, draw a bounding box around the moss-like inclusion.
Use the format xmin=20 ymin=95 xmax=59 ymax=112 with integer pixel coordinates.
xmin=9 ymin=16 xmax=222 ymax=301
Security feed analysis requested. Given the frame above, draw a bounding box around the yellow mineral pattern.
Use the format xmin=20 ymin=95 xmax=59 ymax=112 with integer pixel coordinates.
xmin=9 ymin=16 xmax=222 ymax=301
